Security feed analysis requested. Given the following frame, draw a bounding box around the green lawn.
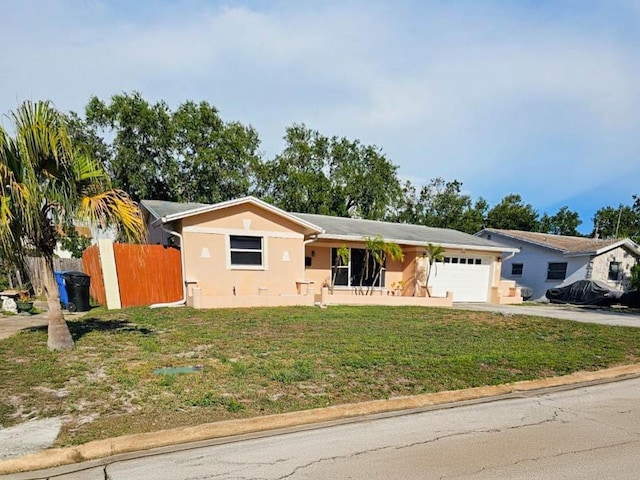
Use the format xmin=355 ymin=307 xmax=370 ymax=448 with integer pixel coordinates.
xmin=1 ymin=305 xmax=640 ymax=446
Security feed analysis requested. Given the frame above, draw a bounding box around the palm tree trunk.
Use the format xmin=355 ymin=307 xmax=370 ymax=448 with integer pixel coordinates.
xmin=41 ymin=256 xmax=75 ymax=351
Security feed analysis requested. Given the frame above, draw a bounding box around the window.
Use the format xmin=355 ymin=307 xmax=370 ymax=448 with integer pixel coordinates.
xmin=608 ymin=262 xmax=621 ymax=281
xmin=443 ymin=257 xmax=482 ymax=265
xmin=511 ymin=263 xmax=523 ymax=276
xmin=331 ymin=247 xmax=385 ymax=288
xmin=547 ymin=262 xmax=567 ymax=280
xmin=229 ymin=235 xmax=263 ymax=267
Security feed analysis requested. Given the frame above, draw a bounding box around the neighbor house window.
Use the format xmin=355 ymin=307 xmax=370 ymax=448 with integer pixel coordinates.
xmin=229 ymin=235 xmax=263 ymax=267
xmin=608 ymin=262 xmax=621 ymax=281
xmin=547 ymin=262 xmax=567 ymax=280
xmin=511 ymin=263 xmax=523 ymax=276
xmin=331 ymin=247 xmax=384 ymax=288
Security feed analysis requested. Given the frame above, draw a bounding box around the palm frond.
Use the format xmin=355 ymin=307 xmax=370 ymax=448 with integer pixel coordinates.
xmin=80 ymin=189 xmax=145 ymax=242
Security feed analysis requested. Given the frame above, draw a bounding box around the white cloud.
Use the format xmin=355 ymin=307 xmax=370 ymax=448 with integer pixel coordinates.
xmin=1 ymin=0 xmax=639 ymax=222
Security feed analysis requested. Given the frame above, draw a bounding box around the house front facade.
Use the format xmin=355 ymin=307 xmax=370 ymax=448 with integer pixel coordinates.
xmin=475 ymin=228 xmax=640 ymax=301
xmin=141 ymin=197 xmax=522 ymax=309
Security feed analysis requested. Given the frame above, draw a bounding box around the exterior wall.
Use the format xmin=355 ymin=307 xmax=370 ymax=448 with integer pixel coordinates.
xmin=304 ymin=241 xmax=405 ymax=294
xmin=305 ymin=242 xmax=509 ymax=303
xmin=181 ymin=204 xmax=309 ymax=302
xmin=320 ymin=287 xmax=453 ymax=307
xmin=191 ymin=288 xmax=315 ymax=309
xmin=589 ymin=245 xmax=638 ymax=291
xmin=476 ymin=232 xmax=590 ymax=301
xmin=146 ymin=219 xmax=175 ymax=246
xmin=490 ymin=280 xmax=523 ymax=304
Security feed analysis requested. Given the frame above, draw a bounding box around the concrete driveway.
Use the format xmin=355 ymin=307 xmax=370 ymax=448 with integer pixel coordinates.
xmin=456 ymin=303 xmax=640 ymax=328
xmin=0 ymin=305 xmax=88 ymax=340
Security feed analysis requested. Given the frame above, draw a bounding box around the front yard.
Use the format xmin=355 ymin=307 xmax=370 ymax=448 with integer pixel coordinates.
xmin=2 ymin=305 xmax=640 ymax=447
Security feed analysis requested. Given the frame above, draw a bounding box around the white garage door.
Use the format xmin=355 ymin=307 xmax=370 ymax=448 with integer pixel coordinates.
xmin=428 ymin=257 xmax=491 ymax=302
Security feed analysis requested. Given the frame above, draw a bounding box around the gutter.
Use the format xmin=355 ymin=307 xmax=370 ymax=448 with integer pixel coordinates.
xmin=304 ymin=233 xmax=321 ymax=245
xmin=502 ymin=250 xmax=518 ymax=261
xmin=312 ymin=234 xmax=518 ymax=253
xmin=150 ymin=225 xmax=187 ymax=309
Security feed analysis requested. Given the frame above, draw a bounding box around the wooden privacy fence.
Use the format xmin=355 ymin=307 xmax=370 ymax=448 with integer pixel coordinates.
xmin=25 ymin=257 xmax=84 ymax=294
xmin=83 ymin=243 xmax=182 ymax=308
xmin=82 ymin=245 xmax=106 ymax=306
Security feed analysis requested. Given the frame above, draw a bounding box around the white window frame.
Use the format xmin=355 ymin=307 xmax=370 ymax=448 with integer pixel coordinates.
xmin=226 ymin=235 xmax=267 ymax=270
xmin=331 ymin=247 xmax=385 ymax=288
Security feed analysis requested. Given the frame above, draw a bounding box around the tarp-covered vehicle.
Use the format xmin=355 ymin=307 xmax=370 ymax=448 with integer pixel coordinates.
xmin=546 ymin=280 xmax=623 ymax=306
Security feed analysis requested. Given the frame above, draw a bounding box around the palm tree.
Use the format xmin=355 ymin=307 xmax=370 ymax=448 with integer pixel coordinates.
xmin=0 ymin=101 xmax=144 ymax=350
xmin=423 ymin=243 xmax=445 ymax=297
xmin=364 ymin=235 xmax=405 ymax=295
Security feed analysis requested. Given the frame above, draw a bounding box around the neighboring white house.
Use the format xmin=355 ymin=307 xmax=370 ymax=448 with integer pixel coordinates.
xmin=475 ymin=229 xmax=640 ymax=301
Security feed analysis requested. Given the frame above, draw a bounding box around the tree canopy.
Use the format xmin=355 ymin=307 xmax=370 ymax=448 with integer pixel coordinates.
xmin=258 ymin=124 xmax=401 ymax=219
xmin=591 ymin=204 xmax=640 ymax=241
xmin=485 ymin=194 xmax=539 ymax=231
xmin=391 ymin=178 xmax=488 ymax=234
xmin=28 ymin=92 xmax=636 ymax=241
xmin=83 ymin=92 xmax=261 ymax=203
xmin=539 ymin=206 xmax=582 ymax=236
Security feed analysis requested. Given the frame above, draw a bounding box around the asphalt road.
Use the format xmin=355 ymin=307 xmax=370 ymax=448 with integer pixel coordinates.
xmin=36 ymin=376 xmax=640 ymax=480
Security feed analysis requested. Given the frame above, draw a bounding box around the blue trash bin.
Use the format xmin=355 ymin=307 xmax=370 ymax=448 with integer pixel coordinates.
xmin=54 ymin=271 xmax=69 ymax=309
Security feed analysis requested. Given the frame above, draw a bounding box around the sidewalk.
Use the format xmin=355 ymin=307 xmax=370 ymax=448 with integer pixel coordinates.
xmin=0 ymin=311 xmax=49 ymax=340
xmin=0 ymin=303 xmax=88 ymax=340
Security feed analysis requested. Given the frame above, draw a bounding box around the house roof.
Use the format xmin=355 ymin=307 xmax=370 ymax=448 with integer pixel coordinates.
xmin=477 ymin=228 xmax=640 ymax=257
xmin=140 ymin=197 xmax=324 ymax=236
xmin=141 ymin=199 xmax=210 ymax=221
xmin=294 ymin=213 xmax=515 ymax=252
xmin=140 ymin=198 xmax=517 ymax=253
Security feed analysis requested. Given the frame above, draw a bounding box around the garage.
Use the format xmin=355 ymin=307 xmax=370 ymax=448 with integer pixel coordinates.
xmin=428 ymin=256 xmax=492 ymax=302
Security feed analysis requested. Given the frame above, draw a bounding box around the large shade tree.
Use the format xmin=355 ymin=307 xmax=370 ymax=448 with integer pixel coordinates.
xmin=0 ymin=101 xmax=145 ymax=350
xmin=391 ymin=178 xmax=488 ymax=234
xmin=486 ymin=194 xmax=539 ymax=231
xmin=259 ymin=124 xmax=401 ymax=219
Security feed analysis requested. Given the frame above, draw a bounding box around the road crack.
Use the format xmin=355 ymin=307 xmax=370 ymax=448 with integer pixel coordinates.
xmin=276 ymin=408 xmax=562 ymax=479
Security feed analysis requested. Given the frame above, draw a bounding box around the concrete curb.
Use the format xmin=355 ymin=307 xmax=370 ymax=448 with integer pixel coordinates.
xmin=2 ymin=364 xmax=640 ymax=475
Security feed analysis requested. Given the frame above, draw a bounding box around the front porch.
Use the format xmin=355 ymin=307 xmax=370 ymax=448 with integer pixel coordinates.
xmin=319 ymin=286 xmax=454 ymax=307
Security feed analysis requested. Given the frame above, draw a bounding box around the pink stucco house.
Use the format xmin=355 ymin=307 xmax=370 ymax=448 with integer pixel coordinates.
xmin=140 ymin=196 xmax=522 ymax=308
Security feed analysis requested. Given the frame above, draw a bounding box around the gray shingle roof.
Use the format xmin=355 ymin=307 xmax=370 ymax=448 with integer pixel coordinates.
xmin=141 ymin=199 xmax=210 ymax=221
xmin=479 ymin=228 xmax=639 ymax=256
xmin=294 ymin=213 xmax=511 ymax=251
xmin=140 ymin=198 xmax=514 ymax=252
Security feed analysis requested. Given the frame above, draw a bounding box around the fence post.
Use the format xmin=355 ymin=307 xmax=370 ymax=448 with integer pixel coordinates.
xmin=98 ymin=239 xmax=122 ymax=310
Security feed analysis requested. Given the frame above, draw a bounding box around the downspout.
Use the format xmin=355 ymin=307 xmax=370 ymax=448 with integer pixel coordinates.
xmin=150 ymin=225 xmax=187 ymax=308
xmin=304 ymin=234 xmax=319 ymax=246
xmin=502 ymin=250 xmax=517 ymax=262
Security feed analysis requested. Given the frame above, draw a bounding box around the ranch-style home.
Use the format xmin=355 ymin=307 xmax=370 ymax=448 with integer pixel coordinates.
xmin=475 ymin=228 xmax=640 ymax=301
xmin=140 ymin=196 xmax=522 ymax=309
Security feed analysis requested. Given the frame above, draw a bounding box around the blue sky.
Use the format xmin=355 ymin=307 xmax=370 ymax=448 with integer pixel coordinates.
xmin=2 ymin=0 xmax=639 ymax=233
